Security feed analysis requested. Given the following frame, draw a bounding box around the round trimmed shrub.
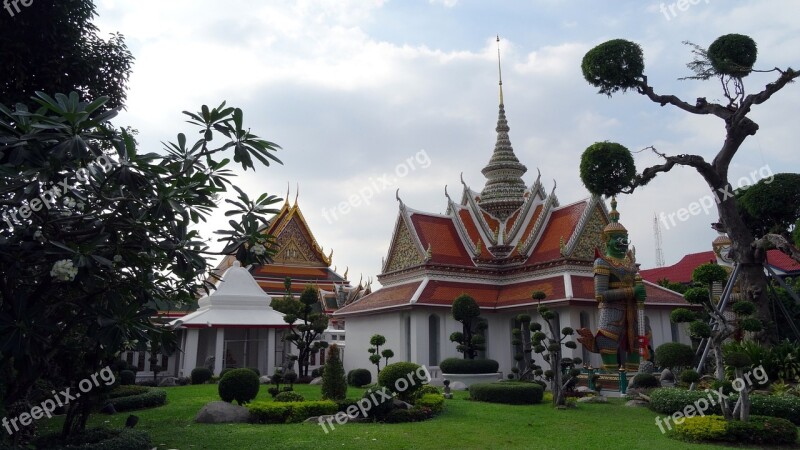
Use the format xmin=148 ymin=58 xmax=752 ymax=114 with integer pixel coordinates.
xmin=581 ymin=39 xmax=645 ymax=96
xmin=630 ymin=373 xmax=658 ymax=389
xmin=120 ymin=370 xmax=136 ymax=386
xmin=655 ymin=342 xmax=694 ymax=369
xmin=274 ymin=391 xmax=305 ymax=402
xmin=679 ymin=369 xmax=701 ymax=384
xmin=439 ymin=358 xmax=499 ymax=374
xmin=469 ymin=382 xmax=543 ymax=405
xmin=347 ymin=368 xmax=372 ymax=387
xmin=218 ymin=368 xmax=260 ymax=405
xmin=219 ymin=368 xmax=233 ymax=379
xmin=413 ymin=384 xmax=442 ymax=401
xmin=190 ymin=367 xmax=212 ymax=385
xmin=648 ymin=388 xmax=722 ymax=415
xmin=378 ymin=362 xmax=426 ymax=401
xmin=580 ymin=142 xmax=636 ymax=197
xmin=247 ymin=368 xmax=261 ymax=377
xmin=708 ymin=34 xmax=757 ymax=78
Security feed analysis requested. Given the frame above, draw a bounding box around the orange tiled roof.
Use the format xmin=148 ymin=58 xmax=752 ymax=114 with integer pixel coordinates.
xmin=481 ymin=211 xmax=500 ymax=234
xmin=457 ymin=208 xmax=487 ymax=251
xmin=572 ymin=275 xmax=595 ymax=299
xmin=518 ymin=204 xmax=543 ymax=246
xmin=334 ymin=281 xmax=422 ymax=315
xmin=528 ymin=202 xmax=586 ymax=263
xmin=418 ymin=278 xmax=566 ymax=309
xmin=410 ymin=213 xmax=474 ymax=266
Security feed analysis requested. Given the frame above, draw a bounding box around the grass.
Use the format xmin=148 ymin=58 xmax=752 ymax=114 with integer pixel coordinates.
xmin=37 ymin=384 xmax=796 ymax=450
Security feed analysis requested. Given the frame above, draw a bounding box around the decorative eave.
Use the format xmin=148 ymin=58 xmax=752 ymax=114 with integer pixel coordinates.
xmin=380 ymin=199 xmax=427 ymax=274
xmin=562 ymin=196 xmax=607 ymax=257
xmin=266 ymin=202 xmax=332 ymax=266
xmin=461 ymin=176 xmax=498 ymax=247
xmin=518 ymin=184 xmax=558 ymax=256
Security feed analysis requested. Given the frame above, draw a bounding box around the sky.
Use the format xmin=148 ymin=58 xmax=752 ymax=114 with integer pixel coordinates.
xmin=94 ymin=0 xmax=800 ymax=288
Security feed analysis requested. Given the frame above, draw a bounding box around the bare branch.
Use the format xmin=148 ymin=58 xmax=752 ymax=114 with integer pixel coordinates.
xmin=637 ymin=76 xmax=734 ymax=119
xmin=623 ymin=149 xmax=720 ymax=194
xmin=754 ymin=233 xmax=800 ymax=264
xmin=735 ymin=68 xmax=800 ymax=125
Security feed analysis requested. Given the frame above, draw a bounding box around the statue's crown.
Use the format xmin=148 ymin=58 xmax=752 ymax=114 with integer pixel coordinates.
xmin=603 ymin=197 xmax=627 ymax=237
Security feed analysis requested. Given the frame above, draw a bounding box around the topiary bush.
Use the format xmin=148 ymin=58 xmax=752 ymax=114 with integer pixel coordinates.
xmin=581 ymin=39 xmax=645 ymax=96
xmin=107 ymin=385 xmax=150 ymax=399
xmin=672 ymin=414 xmax=796 ymax=445
xmin=746 ymin=393 xmax=800 ymax=425
xmin=413 ymin=384 xmax=442 ymax=401
xmin=439 ymin=358 xmax=499 ymax=374
xmin=191 ymin=367 xmax=212 ymax=385
xmin=219 ymin=368 xmax=233 ymax=379
xmin=469 ymin=382 xmax=544 ymax=405
xmin=655 ymin=342 xmax=695 ymax=370
xmin=347 ymin=368 xmax=372 ymax=387
xmin=361 ymin=386 xmax=395 ymax=421
xmin=119 ymin=370 xmax=136 ymax=386
xmin=648 ymin=388 xmax=722 ymax=415
xmin=274 ymin=391 xmax=305 ymax=402
xmin=248 ymin=368 xmax=261 ymax=377
xmin=630 ymin=373 xmax=658 ymax=389
xmin=105 ymin=388 xmax=167 ymax=412
xmin=708 ymin=34 xmax=757 ymax=78
xmin=579 ymin=141 xmax=636 ymax=197
xmin=679 ymin=369 xmax=701 ymax=384
xmin=247 ymin=400 xmax=337 ymax=424
xmin=321 ymin=343 xmax=347 ymax=401
xmin=218 ymin=368 xmax=260 ymax=405
xmin=378 ymin=362 xmax=427 ymax=401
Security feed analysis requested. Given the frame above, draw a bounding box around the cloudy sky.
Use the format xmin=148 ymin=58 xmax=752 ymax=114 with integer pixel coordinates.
xmin=94 ymin=0 xmax=800 ymax=287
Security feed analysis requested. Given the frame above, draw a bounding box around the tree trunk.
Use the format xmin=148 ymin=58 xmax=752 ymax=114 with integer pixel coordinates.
xmin=736 ymin=367 xmax=750 ymax=422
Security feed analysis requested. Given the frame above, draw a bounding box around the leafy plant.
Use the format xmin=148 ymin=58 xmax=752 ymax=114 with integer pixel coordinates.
xmin=449 ymin=293 xmax=487 ymax=359
xmin=367 ymin=334 xmax=394 ymax=374
xmin=271 ymin=284 xmax=329 ymax=377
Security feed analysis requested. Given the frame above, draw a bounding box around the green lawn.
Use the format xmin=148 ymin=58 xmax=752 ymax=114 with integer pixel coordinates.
xmin=38 ymin=384 xmax=795 ymax=449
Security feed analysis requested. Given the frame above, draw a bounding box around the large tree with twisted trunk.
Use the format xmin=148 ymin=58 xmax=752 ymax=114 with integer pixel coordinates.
xmin=580 ymin=35 xmax=799 ymax=342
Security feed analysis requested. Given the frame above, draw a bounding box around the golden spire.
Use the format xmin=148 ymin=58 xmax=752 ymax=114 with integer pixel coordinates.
xmin=497 ymin=35 xmax=503 ymax=105
xmin=294 ymin=182 xmax=299 ymax=206
xmin=285 ymin=182 xmax=290 ymax=206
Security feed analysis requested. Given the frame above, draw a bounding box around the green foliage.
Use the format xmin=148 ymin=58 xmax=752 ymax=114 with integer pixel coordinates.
xmin=274 ymin=391 xmax=305 ymax=402
xmin=579 ymin=142 xmax=636 ymax=197
xmin=120 ymin=370 xmax=136 ymax=386
xmin=679 ymin=369 xmax=701 ymax=384
xmin=469 ymin=382 xmax=544 ymax=405
xmin=737 ymin=173 xmax=800 ymax=236
xmin=531 ymin=291 xmax=547 ymax=301
xmin=191 ymin=368 xmax=213 ymax=385
xmin=247 ymin=400 xmax=337 ymax=424
xmin=658 ymin=278 xmax=689 ymax=294
xmin=439 ymin=358 xmax=499 ymax=374
xmin=361 ymin=386 xmax=394 ymax=420
xmin=105 ymin=388 xmax=167 ymax=412
xmin=738 ymin=317 xmax=763 ymax=332
xmin=581 ymin=39 xmax=645 ymax=96
xmin=683 ymin=287 xmax=710 ymax=305
xmin=107 ymin=385 xmax=150 ymax=399
xmin=452 ymin=293 xmax=481 ymax=322
xmin=672 ymin=414 xmax=798 ymax=445
xmin=648 ymin=388 xmax=723 ymax=415
xmin=413 ymin=385 xmax=442 ymax=401
xmin=747 ymin=394 xmax=800 ymax=425
xmin=670 ymin=308 xmax=697 ymax=323
xmin=449 ymin=294 xmax=485 ymax=359
xmin=271 ymin=284 xmax=329 ymax=377
xmin=630 ymin=373 xmax=658 ymax=389
xmin=688 ymin=321 xmax=712 ymax=339
xmin=692 ymin=263 xmax=728 ymax=286
xmin=367 ymin=334 xmax=393 ymax=373
xmin=707 ymin=34 xmax=758 ymax=78
xmin=670 ymin=414 xmax=728 ymax=442
xmin=731 ymin=300 xmax=756 ymax=316
xmin=218 ymin=368 xmax=260 ymax=405
xmin=378 ymin=362 xmax=425 ymax=401
xmin=347 ymin=368 xmax=372 ymax=387
xmin=32 ymin=428 xmax=152 ymax=450
xmin=655 ymin=343 xmax=695 ymax=369
xmin=321 ymin=344 xmax=347 ymax=401
xmin=414 ymin=394 xmax=445 ymax=414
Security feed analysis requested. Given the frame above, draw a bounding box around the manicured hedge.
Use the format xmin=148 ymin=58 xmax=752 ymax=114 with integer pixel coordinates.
xmin=274 ymin=391 xmax=305 ymax=402
xmin=378 ymin=362 xmax=425 ymax=401
xmin=34 ymin=428 xmax=152 ymax=450
xmin=119 ymin=370 xmax=136 ymax=386
xmin=649 ymin=388 xmax=800 ymax=425
xmin=191 ymin=367 xmax=212 ymax=385
xmin=439 ymin=358 xmax=499 ymax=374
xmin=247 ymin=400 xmax=337 ymax=424
xmin=105 ymin=388 xmax=167 ymax=412
xmin=469 ymin=382 xmax=543 ymax=405
xmin=630 ymin=373 xmax=658 ymax=389
xmin=746 ymin=393 xmax=800 ymax=425
xmin=107 ymin=385 xmax=150 ymax=399
xmin=672 ymin=415 xmax=797 ymax=445
xmin=415 ymin=394 xmax=445 ymax=414
xmin=347 ymin=368 xmax=372 ymax=387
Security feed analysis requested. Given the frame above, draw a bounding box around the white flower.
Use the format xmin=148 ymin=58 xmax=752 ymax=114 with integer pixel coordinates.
xmin=50 ymin=259 xmax=78 ymax=282
xmin=251 ymin=243 xmax=266 ymax=256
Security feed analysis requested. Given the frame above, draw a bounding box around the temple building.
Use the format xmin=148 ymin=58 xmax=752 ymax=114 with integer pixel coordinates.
xmin=334 ymin=64 xmax=691 ymax=378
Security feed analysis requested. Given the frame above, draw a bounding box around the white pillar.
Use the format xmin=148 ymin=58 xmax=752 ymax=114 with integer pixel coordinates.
xmin=409 ymin=311 xmax=427 ymax=366
xmin=214 ymin=328 xmax=225 ymax=375
xmin=183 ymin=329 xmax=199 ymax=376
xmin=267 ymin=328 xmax=276 ymax=376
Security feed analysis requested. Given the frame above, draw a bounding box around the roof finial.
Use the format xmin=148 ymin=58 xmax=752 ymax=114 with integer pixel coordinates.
xmin=285 ymin=182 xmax=290 ymax=206
xmin=496 ymin=35 xmax=503 ymax=106
xmin=294 ymin=182 xmax=299 ymax=206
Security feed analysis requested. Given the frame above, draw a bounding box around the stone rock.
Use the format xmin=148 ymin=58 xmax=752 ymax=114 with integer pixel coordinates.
xmin=392 ymin=399 xmax=413 ymax=410
xmin=576 ymin=386 xmax=598 ymax=395
xmin=660 ymin=369 xmax=674 ymax=382
xmin=100 ymin=402 xmax=116 ymax=415
xmin=195 ymin=401 xmax=251 ymax=424
xmin=640 ymin=393 xmax=650 ymax=402
xmin=577 ymin=395 xmax=608 ymax=403
xmin=158 ymin=377 xmax=176 ymax=387
xmin=450 ymin=381 xmax=468 ymax=391
xmin=625 ymin=399 xmax=649 ymax=408
xmin=309 ymin=377 xmax=323 ymax=385
xmin=639 ymin=360 xmax=655 ymax=374
xmin=259 ymin=376 xmax=271 ymax=384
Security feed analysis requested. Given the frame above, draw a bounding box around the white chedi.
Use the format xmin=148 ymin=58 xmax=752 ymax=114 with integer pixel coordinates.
xmin=50 ymin=259 xmax=78 ymax=281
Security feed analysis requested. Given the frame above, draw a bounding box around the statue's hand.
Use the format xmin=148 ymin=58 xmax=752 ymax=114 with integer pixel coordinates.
xmin=634 ymin=284 xmax=646 ymax=302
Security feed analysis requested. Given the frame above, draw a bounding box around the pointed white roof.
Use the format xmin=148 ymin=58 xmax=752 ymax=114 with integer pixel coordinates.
xmin=171 ymin=261 xmax=290 ymax=328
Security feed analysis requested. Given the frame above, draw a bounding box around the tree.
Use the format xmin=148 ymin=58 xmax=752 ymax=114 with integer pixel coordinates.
xmin=737 ymin=173 xmax=800 ymax=238
xmin=321 ymin=344 xmax=347 ymax=401
xmin=367 ymin=334 xmax=393 ymax=374
xmin=449 ymin=293 xmax=486 ymax=359
xmin=579 ymin=35 xmax=800 ymax=342
xmin=0 ymin=92 xmax=282 ymax=442
xmin=0 ymin=0 xmax=133 ymax=110
xmin=530 ymin=291 xmax=581 ymax=408
xmin=510 ymin=314 xmax=534 ymax=380
xmin=657 ymin=278 xmax=689 ymax=294
xmin=272 ymin=285 xmax=329 ymax=378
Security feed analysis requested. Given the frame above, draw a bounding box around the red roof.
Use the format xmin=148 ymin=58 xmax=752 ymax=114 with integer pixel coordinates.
xmin=641 ymin=249 xmax=800 ymax=285
xmin=767 ymin=250 xmax=800 ymax=274
xmin=528 ymin=202 xmax=586 ymax=263
xmin=334 ymin=281 xmax=423 ymax=315
xmin=410 ymin=213 xmax=474 ymax=266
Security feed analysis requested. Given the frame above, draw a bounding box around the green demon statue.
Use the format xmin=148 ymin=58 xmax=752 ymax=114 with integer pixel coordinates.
xmin=577 ymin=198 xmax=650 ymax=371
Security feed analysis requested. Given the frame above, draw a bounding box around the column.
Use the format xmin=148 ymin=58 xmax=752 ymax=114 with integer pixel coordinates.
xmin=183 ymin=328 xmax=199 ymax=376
xmin=214 ymin=328 xmax=225 ymax=375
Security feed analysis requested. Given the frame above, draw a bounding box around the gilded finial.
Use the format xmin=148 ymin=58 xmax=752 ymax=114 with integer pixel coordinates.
xmin=344 ymin=266 xmax=349 ymax=279
xmin=475 ymin=239 xmax=482 ymax=256
xmin=294 ymin=183 xmax=299 ymax=206
xmin=285 ymin=182 xmax=290 ymax=205
xmin=497 ymin=35 xmax=504 ymax=105
xmin=559 ymin=236 xmax=566 ymax=256
xmin=425 ymin=243 xmax=432 ymax=261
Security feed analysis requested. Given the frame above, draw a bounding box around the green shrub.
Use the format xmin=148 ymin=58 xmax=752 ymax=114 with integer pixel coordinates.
xmin=415 ymin=393 xmax=445 ymax=414
xmin=413 ymin=385 xmax=442 ymax=401
xmin=708 ymin=34 xmax=758 ymax=78
xmin=248 ymin=368 xmax=261 ymax=377
xmin=581 ymin=39 xmax=645 ymax=96
xmin=191 ymin=367 xmax=212 ymax=385
xmin=274 ymin=391 xmax=305 ymax=402
xmin=247 ymin=400 xmax=337 ymax=424
xmin=439 ymin=358 xmax=499 ymax=374
xmin=105 ymin=388 xmax=167 ymax=412
xmin=469 ymin=382 xmax=543 ymax=405
xmin=321 ymin=343 xmax=347 ymax=401
xmin=672 ymin=414 xmax=796 ymax=445
xmin=631 ymin=373 xmax=658 ymax=389
xmin=347 ymin=368 xmax=372 ymax=387
xmin=218 ymin=368 xmax=260 ymax=405
xmin=655 ymin=343 xmax=695 ymax=369
xmin=119 ymin=370 xmax=136 ymax=386
xmin=378 ymin=362 xmax=426 ymax=401
xmin=746 ymin=393 xmax=800 ymax=425
xmin=648 ymin=388 xmax=721 ymax=415
xmin=335 ymin=398 xmax=359 ymax=413
xmin=107 ymin=385 xmax=150 ymax=399
xmin=384 ymin=407 xmax=435 ymax=423
xmin=219 ymin=368 xmax=233 ymax=379
xmin=361 ymin=386 xmax=394 ymax=420
xmin=312 ymin=367 xmax=325 ymax=378
xmin=679 ymin=369 xmax=701 ymax=384
xmin=32 ymin=428 xmax=152 ymax=450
